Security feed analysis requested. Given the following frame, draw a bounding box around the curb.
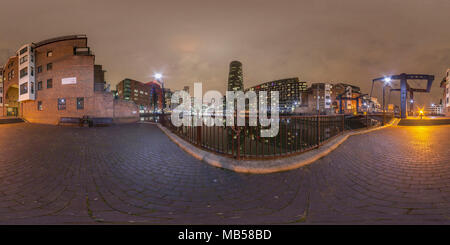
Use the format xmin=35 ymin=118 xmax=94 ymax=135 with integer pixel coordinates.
xmin=157 ymin=118 xmax=399 ymax=174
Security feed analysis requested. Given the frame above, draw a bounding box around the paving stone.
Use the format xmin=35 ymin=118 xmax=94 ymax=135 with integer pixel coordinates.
xmin=0 ymin=123 xmax=449 ymax=224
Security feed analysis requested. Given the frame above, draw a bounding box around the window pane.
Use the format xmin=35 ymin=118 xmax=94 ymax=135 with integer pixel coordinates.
xmin=20 ymin=83 xmax=28 ymax=95
xmin=47 ymin=79 xmax=53 ymax=88
xmin=58 ymin=98 xmax=66 ymax=110
xmin=77 ymin=97 xmax=84 ymax=110
xmin=20 ymin=67 xmax=28 ymax=78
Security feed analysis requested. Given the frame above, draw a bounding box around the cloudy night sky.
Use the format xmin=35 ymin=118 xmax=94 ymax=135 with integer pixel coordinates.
xmin=1 ymin=0 xmax=450 ymax=106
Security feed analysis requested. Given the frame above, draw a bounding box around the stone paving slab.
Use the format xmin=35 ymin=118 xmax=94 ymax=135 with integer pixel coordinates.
xmin=157 ymin=119 xmax=399 ymax=174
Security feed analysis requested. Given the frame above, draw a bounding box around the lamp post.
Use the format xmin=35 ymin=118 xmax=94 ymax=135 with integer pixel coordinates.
xmin=154 ymin=73 xmax=165 ymax=112
xmin=154 ymin=73 xmax=165 ymax=123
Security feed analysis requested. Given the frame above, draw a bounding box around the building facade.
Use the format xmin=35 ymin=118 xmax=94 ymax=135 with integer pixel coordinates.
xmin=146 ymin=80 xmax=164 ymax=112
xmin=0 ymin=35 xmax=139 ymax=124
xmin=245 ymin=77 xmax=307 ymax=113
xmin=332 ymin=83 xmax=362 ymax=114
xmin=116 ymin=78 xmax=151 ymax=113
xmin=227 ymin=60 xmax=244 ymax=92
xmin=303 ymin=83 xmax=334 ymax=114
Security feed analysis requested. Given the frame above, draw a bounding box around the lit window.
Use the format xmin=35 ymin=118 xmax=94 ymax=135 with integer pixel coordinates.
xmin=20 ymin=67 xmax=28 ymax=78
xmin=20 ymin=47 xmax=28 ymax=55
xmin=20 ymin=83 xmax=28 ymax=95
xmin=58 ymin=98 xmax=66 ymax=110
xmin=20 ymin=55 xmax=28 ymax=64
xmin=47 ymin=51 xmax=53 ymax=57
xmin=77 ymin=97 xmax=84 ymax=110
xmin=37 ymin=101 xmax=43 ymax=111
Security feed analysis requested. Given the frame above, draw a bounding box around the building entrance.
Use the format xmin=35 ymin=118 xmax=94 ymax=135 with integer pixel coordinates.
xmin=4 ymin=86 xmax=19 ymax=117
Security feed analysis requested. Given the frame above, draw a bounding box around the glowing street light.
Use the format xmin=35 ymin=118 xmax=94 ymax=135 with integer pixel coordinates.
xmin=153 ymin=73 xmax=165 ymax=113
xmin=384 ymin=77 xmax=392 ymax=85
xmin=154 ymin=73 xmax=162 ymax=80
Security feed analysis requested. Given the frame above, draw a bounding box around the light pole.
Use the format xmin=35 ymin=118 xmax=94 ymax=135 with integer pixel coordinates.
xmin=154 ymin=73 xmax=165 ymax=113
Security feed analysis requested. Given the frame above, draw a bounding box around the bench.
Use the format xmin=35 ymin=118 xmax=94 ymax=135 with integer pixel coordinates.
xmin=59 ymin=117 xmax=81 ymax=125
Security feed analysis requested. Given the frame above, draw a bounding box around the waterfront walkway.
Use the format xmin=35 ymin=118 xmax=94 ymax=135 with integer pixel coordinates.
xmin=0 ymin=123 xmax=449 ymax=224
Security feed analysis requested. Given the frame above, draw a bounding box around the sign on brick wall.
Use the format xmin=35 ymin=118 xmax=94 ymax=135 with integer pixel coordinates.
xmin=62 ymin=77 xmax=77 ymax=85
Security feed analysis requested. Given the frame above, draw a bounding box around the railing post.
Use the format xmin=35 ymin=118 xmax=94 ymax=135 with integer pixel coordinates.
xmin=316 ymin=115 xmax=320 ymax=146
xmin=366 ymin=113 xmax=368 ymax=128
xmin=197 ymin=125 xmax=202 ymax=146
xmin=236 ymin=129 xmax=240 ymax=160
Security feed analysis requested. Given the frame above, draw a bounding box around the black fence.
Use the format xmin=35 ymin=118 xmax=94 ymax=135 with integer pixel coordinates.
xmin=156 ymin=114 xmax=381 ymax=160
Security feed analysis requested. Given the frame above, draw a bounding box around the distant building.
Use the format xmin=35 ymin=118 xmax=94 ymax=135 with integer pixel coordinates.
xmin=116 ymin=78 xmax=151 ymax=113
xmin=0 ymin=35 xmax=138 ymax=124
xmin=183 ymin=86 xmax=190 ymax=94
xmin=332 ymin=83 xmax=362 ymax=114
xmin=145 ymin=80 xmax=163 ymax=112
xmin=245 ymin=77 xmax=307 ymax=113
xmin=163 ymin=88 xmax=173 ymax=111
xmin=227 ymin=61 xmax=243 ymax=92
xmin=425 ymin=104 xmax=444 ymax=116
xmin=304 ymin=83 xmax=334 ymax=114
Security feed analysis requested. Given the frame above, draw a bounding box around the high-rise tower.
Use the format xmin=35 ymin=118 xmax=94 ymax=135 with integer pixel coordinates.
xmin=227 ymin=60 xmax=243 ymax=91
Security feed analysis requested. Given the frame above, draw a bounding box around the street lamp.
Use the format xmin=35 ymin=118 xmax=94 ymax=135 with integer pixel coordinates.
xmin=153 ymin=73 xmax=165 ymax=113
xmin=154 ymin=73 xmax=162 ymax=80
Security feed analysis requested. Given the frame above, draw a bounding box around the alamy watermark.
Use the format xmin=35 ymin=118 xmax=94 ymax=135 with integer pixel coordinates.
xmin=171 ymin=83 xmax=280 ymax=137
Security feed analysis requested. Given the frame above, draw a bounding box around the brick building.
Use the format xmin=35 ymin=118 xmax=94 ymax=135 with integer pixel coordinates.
xmin=116 ymin=78 xmax=151 ymax=113
xmin=0 ymin=35 xmax=139 ymax=124
xmin=116 ymin=79 xmax=165 ymax=113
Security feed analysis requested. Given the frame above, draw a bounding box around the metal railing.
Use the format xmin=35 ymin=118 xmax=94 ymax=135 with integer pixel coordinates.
xmin=156 ymin=113 xmax=381 ymax=160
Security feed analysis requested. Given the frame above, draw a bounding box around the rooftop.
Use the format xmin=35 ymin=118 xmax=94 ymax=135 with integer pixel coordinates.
xmin=33 ymin=34 xmax=87 ymax=48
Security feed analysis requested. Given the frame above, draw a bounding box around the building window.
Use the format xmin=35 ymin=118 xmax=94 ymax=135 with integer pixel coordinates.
xmin=58 ymin=98 xmax=66 ymax=110
xmin=31 ymin=82 xmax=34 ymax=94
xmin=47 ymin=79 xmax=53 ymax=88
xmin=38 ymin=81 xmax=43 ymax=90
xmin=37 ymin=101 xmax=43 ymax=111
xmin=20 ymin=67 xmax=28 ymax=78
xmin=47 ymin=63 xmax=53 ymax=70
xmin=37 ymin=66 xmax=42 ymax=73
xmin=47 ymin=51 xmax=53 ymax=57
xmin=77 ymin=97 xmax=84 ymax=110
xmin=20 ymin=47 xmax=28 ymax=55
xmin=20 ymin=83 xmax=28 ymax=95
xmin=20 ymin=55 xmax=28 ymax=64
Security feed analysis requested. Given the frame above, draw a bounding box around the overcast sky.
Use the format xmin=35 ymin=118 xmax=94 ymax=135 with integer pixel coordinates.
xmin=1 ymin=0 xmax=449 ymax=106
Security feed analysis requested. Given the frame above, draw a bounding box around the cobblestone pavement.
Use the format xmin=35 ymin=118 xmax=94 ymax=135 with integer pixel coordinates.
xmin=0 ymin=123 xmax=449 ymax=224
